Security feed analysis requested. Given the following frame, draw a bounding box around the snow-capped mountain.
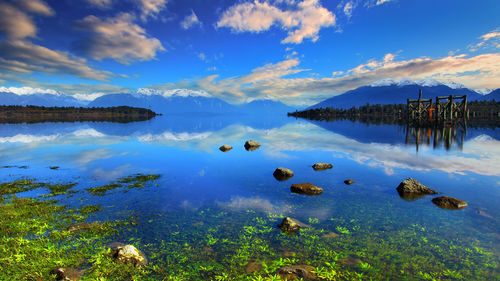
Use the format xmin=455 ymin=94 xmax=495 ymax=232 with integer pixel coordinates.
xmin=0 ymin=91 xmax=85 ymax=107
xmin=308 ymin=79 xmax=488 ymax=110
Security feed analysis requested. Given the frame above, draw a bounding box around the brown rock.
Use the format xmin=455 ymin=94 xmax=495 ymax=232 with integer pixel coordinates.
xmin=432 ymin=196 xmax=467 ymax=209
xmin=291 ymin=183 xmax=323 ymax=195
xmin=312 ymin=163 xmax=333 ymax=170
xmin=67 ymin=223 xmax=91 ymax=233
xmin=273 ymin=167 xmax=294 ymax=181
xmin=245 ymin=261 xmax=263 ymax=273
xmin=278 ymin=217 xmax=310 ymax=234
xmin=219 ymin=145 xmax=232 ymax=152
xmin=110 ymin=244 xmax=147 ymax=266
xmin=244 ymin=140 xmax=260 ymax=151
xmin=50 ymin=267 xmax=84 ymax=281
xmin=340 ymin=256 xmax=361 ymax=265
xmin=277 ymin=265 xmax=316 ymax=280
xmin=344 ymin=179 xmax=355 ymax=185
xmin=396 ymin=178 xmax=437 ymax=196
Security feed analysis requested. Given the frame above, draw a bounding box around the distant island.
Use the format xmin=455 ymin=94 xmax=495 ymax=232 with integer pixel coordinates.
xmin=0 ymin=105 xmax=158 ymax=123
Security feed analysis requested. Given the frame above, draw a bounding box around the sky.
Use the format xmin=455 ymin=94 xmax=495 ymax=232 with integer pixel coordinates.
xmin=0 ymin=0 xmax=499 ymax=106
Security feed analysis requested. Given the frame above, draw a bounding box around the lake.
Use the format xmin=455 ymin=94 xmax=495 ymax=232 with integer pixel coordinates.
xmin=1 ymin=114 xmax=499 ymax=280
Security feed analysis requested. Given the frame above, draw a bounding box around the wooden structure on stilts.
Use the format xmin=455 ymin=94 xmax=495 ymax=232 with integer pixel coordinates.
xmin=406 ymin=90 xmax=469 ymax=150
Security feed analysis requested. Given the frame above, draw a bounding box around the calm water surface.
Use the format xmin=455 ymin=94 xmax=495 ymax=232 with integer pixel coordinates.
xmin=1 ymin=115 xmax=499 ymax=280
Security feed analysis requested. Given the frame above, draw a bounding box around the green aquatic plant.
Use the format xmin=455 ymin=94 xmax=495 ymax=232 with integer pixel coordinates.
xmin=87 ymin=173 xmax=161 ymax=196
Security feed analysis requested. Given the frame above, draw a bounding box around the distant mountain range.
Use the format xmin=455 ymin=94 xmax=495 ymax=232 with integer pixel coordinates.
xmin=0 ymin=88 xmax=294 ymax=115
xmin=308 ymin=79 xmax=499 ymax=110
xmin=1 ymin=79 xmax=498 ymax=114
xmin=0 ymin=91 xmax=85 ymax=107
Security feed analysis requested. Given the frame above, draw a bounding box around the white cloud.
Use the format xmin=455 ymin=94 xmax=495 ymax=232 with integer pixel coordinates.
xmin=136 ymin=0 xmax=168 ymax=21
xmin=469 ymin=29 xmax=500 ymax=52
xmin=86 ymin=0 xmax=113 ymax=9
xmin=343 ymin=2 xmax=354 ymax=18
xmin=176 ymin=51 xmax=500 ymax=106
xmin=17 ymin=0 xmax=54 ymax=16
xmin=375 ymin=0 xmax=394 ymax=5
xmin=180 ymin=10 xmax=202 ymax=29
xmin=74 ymin=13 xmax=165 ymax=64
xmin=0 ymin=40 xmax=112 ymax=81
xmin=0 ymin=2 xmax=37 ymax=39
xmin=217 ymin=0 xmax=336 ymax=44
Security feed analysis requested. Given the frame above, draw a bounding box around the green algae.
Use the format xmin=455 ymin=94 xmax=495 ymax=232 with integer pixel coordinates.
xmin=86 ymin=174 xmax=161 ymax=196
xmin=1 ymin=175 xmax=498 ymax=281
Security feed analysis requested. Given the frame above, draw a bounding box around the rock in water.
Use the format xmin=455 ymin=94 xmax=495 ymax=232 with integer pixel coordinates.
xmin=432 ymin=196 xmax=467 ymax=209
xmin=51 ymin=267 xmax=84 ymax=281
xmin=291 ymin=183 xmax=323 ymax=195
xmin=245 ymin=261 xmax=263 ymax=273
xmin=344 ymin=179 xmax=355 ymax=185
xmin=277 ymin=265 xmax=317 ymax=280
xmin=278 ymin=217 xmax=310 ymax=234
xmin=67 ymin=223 xmax=91 ymax=233
xmin=312 ymin=163 xmax=333 ymax=170
xmin=219 ymin=144 xmax=232 ymax=152
xmin=396 ymin=178 xmax=437 ymax=195
xmin=244 ymin=140 xmax=260 ymax=151
xmin=110 ymin=244 xmax=147 ymax=266
xmin=273 ymin=167 xmax=294 ymax=181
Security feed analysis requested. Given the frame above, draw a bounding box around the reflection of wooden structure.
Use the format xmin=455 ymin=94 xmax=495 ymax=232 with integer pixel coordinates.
xmin=406 ymin=90 xmax=469 ymax=151
xmin=405 ymin=124 xmax=466 ymax=151
xmin=407 ymin=90 xmax=468 ymax=126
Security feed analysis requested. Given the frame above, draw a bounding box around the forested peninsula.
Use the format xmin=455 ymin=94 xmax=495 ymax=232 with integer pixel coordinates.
xmin=0 ymin=105 xmax=158 ymax=123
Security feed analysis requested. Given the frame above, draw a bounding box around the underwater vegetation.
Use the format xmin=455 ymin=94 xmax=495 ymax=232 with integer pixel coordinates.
xmin=0 ymin=174 xmax=498 ymax=280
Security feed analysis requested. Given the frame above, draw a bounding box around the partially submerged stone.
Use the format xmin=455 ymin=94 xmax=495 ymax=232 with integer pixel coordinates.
xmin=339 ymin=256 xmax=362 ymax=266
xmin=51 ymin=267 xmax=84 ymax=281
xmin=432 ymin=196 xmax=467 ymax=209
xmin=244 ymin=140 xmax=260 ymax=151
xmin=312 ymin=163 xmax=333 ymax=171
xmin=219 ymin=144 xmax=232 ymax=152
xmin=278 ymin=217 xmax=310 ymax=234
xmin=245 ymin=261 xmax=263 ymax=273
xmin=273 ymin=167 xmax=294 ymax=181
xmin=277 ymin=265 xmax=316 ymax=280
xmin=110 ymin=244 xmax=147 ymax=266
xmin=396 ymin=178 xmax=437 ymax=196
xmin=67 ymin=223 xmax=91 ymax=233
xmin=344 ymin=179 xmax=355 ymax=185
xmin=291 ymin=183 xmax=323 ymax=195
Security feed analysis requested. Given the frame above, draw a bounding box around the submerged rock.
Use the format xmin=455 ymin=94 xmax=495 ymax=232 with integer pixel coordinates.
xmin=273 ymin=167 xmax=294 ymax=181
xmin=67 ymin=223 xmax=91 ymax=233
xmin=291 ymin=183 xmax=323 ymax=195
xmin=396 ymin=178 xmax=437 ymax=196
xmin=110 ymin=244 xmax=147 ymax=266
xmin=344 ymin=179 xmax=355 ymax=185
xmin=245 ymin=261 xmax=263 ymax=273
xmin=51 ymin=267 xmax=84 ymax=281
xmin=432 ymin=196 xmax=467 ymax=209
xmin=277 ymin=265 xmax=316 ymax=280
xmin=219 ymin=145 xmax=232 ymax=152
xmin=244 ymin=140 xmax=260 ymax=151
xmin=339 ymin=256 xmax=362 ymax=266
xmin=278 ymin=217 xmax=310 ymax=234
xmin=312 ymin=163 xmax=333 ymax=170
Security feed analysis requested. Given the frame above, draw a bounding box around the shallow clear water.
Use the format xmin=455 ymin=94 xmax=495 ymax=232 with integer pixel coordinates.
xmin=1 ymin=115 xmax=499 ymax=279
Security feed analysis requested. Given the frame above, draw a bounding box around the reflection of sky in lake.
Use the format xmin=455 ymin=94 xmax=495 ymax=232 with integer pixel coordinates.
xmin=1 ymin=116 xmax=499 ymax=226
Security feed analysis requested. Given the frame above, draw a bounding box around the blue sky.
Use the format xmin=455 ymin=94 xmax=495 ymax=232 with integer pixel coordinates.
xmin=0 ymin=0 xmax=499 ymax=105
